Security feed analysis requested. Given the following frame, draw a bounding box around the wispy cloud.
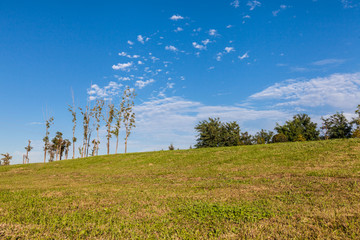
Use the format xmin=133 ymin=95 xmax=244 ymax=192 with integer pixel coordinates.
xmin=135 ymin=79 xmax=155 ymax=89
xmin=272 ymin=5 xmax=287 ymax=16
xmin=250 ymin=72 xmax=360 ymax=110
xmin=231 ymin=0 xmax=240 ymax=8
xmin=341 ymin=0 xmax=359 ymax=8
xmin=238 ymin=52 xmax=249 ymax=60
xmin=88 ymin=82 xmax=123 ymax=101
xmin=312 ymin=58 xmax=346 ymax=66
xmin=247 ymin=0 xmax=261 ymax=10
xmin=132 ymin=96 xmax=290 ymax=150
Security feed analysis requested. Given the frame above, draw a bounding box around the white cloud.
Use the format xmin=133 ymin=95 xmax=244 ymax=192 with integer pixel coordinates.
xmin=174 ymin=27 xmax=183 ymax=32
xmin=112 ymin=62 xmax=133 ymax=71
xmin=239 ymin=52 xmax=249 ymax=60
xmin=87 ymin=82 xmax=123 ymax=100
xmin=119 ymin=52 xmax=127 ymax=56
xmin=225 ymin=47 xmax=235 ymax=53
xmin=165 ymin=45 xmax=178 ymax=52
xmin=312 ymin=58 xmax=345 ymax=66
xmin=272 ymin=5 xmax=287 ymax=16
xmin=116 ymin=76 xmax=131 ymax=81
xmin=127 ymin=40 xmax=134 ymax=45
xmin=243 ymin=15 xmax=251 ymax=19
xmin=231 ymin=0 xmax=240 ymax=8
xmin=216 ymin=52 xmax=223 ymax=61
xmin=250 ymin=72 xmax=360 ymax=110
xmin=247 ymin=0 xmax=261 ymax=10
xmin=209 ymin=29 xmax=218 ymax=36
xmin=137 ymin=35 xmax=145 ymax=44
xmin=135 ymin=79 xmax=155 ymax=89
xmin=170 ymin=15 xmax=184 ymax=21
xmin=192 ymin=42 xmax=206 ymax=50
xmin=226 ymin=25 xmax=233 ymax=28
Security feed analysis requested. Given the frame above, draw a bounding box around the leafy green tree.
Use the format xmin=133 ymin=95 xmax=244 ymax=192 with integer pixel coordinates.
xmin=168 ymin=144 xmax=175 ymax=150
xmin=240 ymin=132 xmax=253 ymax=145
xmin=52 ymin=132 xmax=63 ymax=161
xmin=195 ymin=118 xmax=224 ymax=148
xmin=221 ymin=121 xmax=241 ymax=146
xmin=351 ymin=105 xmax=360 ymax=138
xmin=123 ymin=87 xmax=136 ymax=154
xmin=24 ymin=140 xmax=33 ymax=164
xmin=321 ymin=112 xmax=352 ymax=139
xmin=275 ymin=114 xmax=319 ymax=142
xmin=195 ymin=118 xmax=244 ymax=148
xmin=253 ymin=129 xmax=274 ymax=144
xmin=63 ymin=139 xmax=71 ymax=160
xmin=43 ymin=117 xmax=54 ymax=163
xmin=1 ymin=153 xmax=12 ymax=166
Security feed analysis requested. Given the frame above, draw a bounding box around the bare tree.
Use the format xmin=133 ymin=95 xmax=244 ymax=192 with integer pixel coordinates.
xmin=93 ymin=100 xmax=104 ymax=156
xmin=105 ymin=102 xmax=115 ymax=155
xmin=43 ymin=117 xmax=54 ymax=163
xmin=79 ymin=105 xmax=92 ymax=158
xmin=24 ymin=140 xmax=33 ymax=164
xmin=68 ymin=90 xmax=77 ymax=159
xmin=112 ymin=96 xmax=124 ymax=154
xmin=123 ymin=87 xmax=136 ymax=154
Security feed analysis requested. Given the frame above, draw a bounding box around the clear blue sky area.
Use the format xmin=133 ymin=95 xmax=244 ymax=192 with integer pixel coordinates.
xmin=1 ymin=0 xmax=360 ymax=163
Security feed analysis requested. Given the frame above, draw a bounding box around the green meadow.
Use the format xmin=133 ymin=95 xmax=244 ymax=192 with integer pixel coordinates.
xmin=1 ymin=139 xmax=360 ymax=239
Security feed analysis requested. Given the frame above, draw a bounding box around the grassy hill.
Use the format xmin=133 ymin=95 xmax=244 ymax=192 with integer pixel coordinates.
xmin=0 ymin=139 xmax=360 ymax=239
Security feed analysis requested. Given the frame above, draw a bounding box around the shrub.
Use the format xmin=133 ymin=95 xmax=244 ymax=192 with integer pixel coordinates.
xmin=272 ymin=133 xmax=288 ymax=143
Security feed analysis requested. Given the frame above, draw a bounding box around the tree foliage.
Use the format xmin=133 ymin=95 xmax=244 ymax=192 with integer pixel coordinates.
xmin=275 ymin=114 xmax=319 ymax=142
xmin=1 ymin=153 xmax=12 ymax=166
xmin=321 ymin=112 xmax=352 ymax=139
xmin=254 ymin=129 xmax=274 ymax=144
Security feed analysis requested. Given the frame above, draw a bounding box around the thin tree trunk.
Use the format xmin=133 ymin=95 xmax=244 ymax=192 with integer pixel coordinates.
xmin=125 ymin=134 xmax=128 ymax=153
xmin=26 ymin=151 xmax=29 ymax=164
xmin=72 ymin=135 xmax=75 ymax=159
xmin=44 ymin=149 xmax=46 ymax=163
xmin=97 ymin=129 xmax=100 ymax=156
xmin=115 ymin=135 xmax=119 ymax=154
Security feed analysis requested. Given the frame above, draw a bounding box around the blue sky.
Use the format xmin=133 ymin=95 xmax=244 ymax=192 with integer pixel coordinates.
xmin=1 ymin=0 xmax=360 ymax=164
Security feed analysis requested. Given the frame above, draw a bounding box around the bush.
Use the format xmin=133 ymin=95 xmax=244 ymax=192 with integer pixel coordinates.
xmin=272 ymin=133 xmax=288 ymax=143
xmin=352 ymin=128 xmax=360 ymax=138
xmin=168 ymin=144 xmax=175 ymax=150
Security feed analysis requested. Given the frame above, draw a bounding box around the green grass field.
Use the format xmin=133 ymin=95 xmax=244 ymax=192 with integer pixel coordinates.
xmin=1 ymin=139 xmax=360 ymax=239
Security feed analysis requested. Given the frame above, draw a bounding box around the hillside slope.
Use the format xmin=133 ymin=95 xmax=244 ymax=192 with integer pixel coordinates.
xmin=0 ymin=139 xmax=360 ymax=239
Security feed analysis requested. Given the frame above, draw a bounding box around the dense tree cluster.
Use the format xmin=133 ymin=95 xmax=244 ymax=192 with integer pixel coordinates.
xmin=194 ymin=105 xmax=360 ymax=148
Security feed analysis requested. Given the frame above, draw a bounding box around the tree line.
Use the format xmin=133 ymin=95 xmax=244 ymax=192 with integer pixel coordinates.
xmin=1 ymin=86 xmax=136 ymax=166
xmin=194 ymin=105 xmax=360 ymax=148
